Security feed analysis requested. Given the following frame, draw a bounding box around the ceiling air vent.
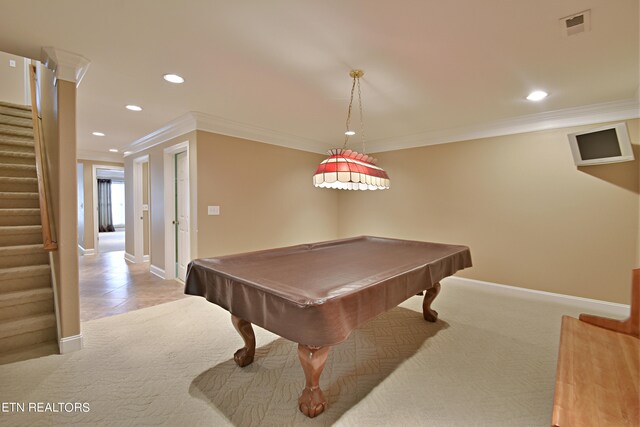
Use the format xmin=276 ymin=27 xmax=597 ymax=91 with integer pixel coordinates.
xmin=560 ymin=10 xmax=591 ymax=37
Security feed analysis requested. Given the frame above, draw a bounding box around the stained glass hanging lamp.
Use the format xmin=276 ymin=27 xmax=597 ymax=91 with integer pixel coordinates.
xmin=313 ymin=70 xmax=390 ymax=190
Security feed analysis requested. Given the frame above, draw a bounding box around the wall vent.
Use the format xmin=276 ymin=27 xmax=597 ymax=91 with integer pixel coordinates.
xmin=560 ymin=10 xmax=591 ymax=37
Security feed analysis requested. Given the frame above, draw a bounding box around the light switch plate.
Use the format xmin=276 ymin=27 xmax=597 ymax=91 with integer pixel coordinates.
xmin=9 ymin=59 xmax=16 ymax=68
xmin=208 ymin=205 xmax=220 ymax=215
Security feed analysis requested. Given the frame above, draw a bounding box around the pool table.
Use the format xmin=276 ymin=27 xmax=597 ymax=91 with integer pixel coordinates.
xmin=185 ymin=236 xmax=472 ymax=417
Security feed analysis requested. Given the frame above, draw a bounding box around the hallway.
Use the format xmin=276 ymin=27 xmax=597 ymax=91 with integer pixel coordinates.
xmin=79 ymin=251 xmax=186 ymax=321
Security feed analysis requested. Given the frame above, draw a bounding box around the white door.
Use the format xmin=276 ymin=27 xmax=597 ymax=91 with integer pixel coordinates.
xmin=175 ymin=151 xmax=190 ymax=281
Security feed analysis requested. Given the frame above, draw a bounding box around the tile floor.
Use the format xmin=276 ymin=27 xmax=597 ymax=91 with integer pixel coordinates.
xmin=79 ymin=251 xmax=187 ymax=321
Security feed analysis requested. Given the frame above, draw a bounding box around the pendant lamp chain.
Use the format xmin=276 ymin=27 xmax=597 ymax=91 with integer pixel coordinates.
xmin=342 ymin=70 xmax=366 ymax=155
xmin=312 ymin=68 xmax=390 ymax=191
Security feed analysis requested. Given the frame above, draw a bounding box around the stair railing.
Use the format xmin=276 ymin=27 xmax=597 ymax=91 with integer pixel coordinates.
xmin=28 ymin=64 xmax=57 ymax=252
xmin=28 ymin=63 xmax=61 ymax=353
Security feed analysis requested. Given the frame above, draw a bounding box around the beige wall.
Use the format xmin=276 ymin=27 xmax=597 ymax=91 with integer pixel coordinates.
xmin=124 ymin=130 xmax=339 ymax=276
xmin=124 ymin=132 xmax=198 ymax=269
xmin=0 ymin=51 xmax=27 ymax=105
xmin=195 ymin=131 xmax=338 ymax=257
xmin=76 ymin=159 xmax=124 ymax=250
xmin=338 ymin=119 xmax=639 ymax=304
xmin=39 ymin=62 xmax=80 ymax=339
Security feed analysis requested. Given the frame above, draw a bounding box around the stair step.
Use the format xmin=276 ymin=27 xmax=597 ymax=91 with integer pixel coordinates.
xmin=0 ymin=150 xmax=36 ymax=165
xmin=0 ymin=101 xmax=32 ymax=112
xmin=0 ymin=135 xmax=35 ymax=153
xmin=0 ymin=113 xmax=32 ymax=129
xmin=0 ymin=208 xmax=41 ymax=226
xmin=0 ymin=244 xmax=48 ymax=268
xmin=0 ymin=163 xmax=36 ymax=178
xmin=0 ymin=287 xmax=52 ymax=307
xmin=0 ymin=341 xmax=58 ymax=365
xmin=0 ymin=176 xmax=38 ymax=193
xmin=0 ymin=225 xmax=43 ymax=246
xmin=0 ymin=124 xmax=34 ymax=138
xmin=0 ymin=192 xmax=39 ymax=208
xmin=0 ymin=105 xmax=32 ymax=120
xmin=0 ymin=313 xmax=56 ymax=340
xmin=0 ymin=314 xmax=56 ymax=353
xmin=0 ymin=288 xmax=53 ymax=321
xmin=0 ymin=265 xmax=51 ymax=293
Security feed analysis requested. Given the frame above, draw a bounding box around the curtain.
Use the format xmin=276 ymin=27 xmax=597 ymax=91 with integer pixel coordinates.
xmin=97 ymin=179 xmax=114 ymax=232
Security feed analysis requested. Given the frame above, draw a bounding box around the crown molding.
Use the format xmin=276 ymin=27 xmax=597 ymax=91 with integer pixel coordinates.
xmin=124 ymin=113 xmax=197 ymax=157
xmin=124 ymin=98 xmax=639 ymax=158
xmin=77 ymin=148 xmax=124 ymax=163
xmin=125 ymin=111 xmax=332 ymax=156
xmin=41 ymin=47 xmax=91 ymax=87
xmin=191 ymin=112 xmax=329 ymax=154
xmin=366 ymin=98 xmax=640 ymax=153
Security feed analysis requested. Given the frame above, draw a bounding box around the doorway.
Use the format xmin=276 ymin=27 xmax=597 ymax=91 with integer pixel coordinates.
xmin=92 ymin=165 xmax=125 ymax=254
xmin=163 ymin=141 xmax=190 ymax=282
xmin=133 ymin=155 xmax=150 ymax=263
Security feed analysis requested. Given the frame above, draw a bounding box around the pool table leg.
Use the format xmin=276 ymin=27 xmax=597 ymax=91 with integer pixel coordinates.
xmin=422 ymin=282 xmax=441 ymax=322
xmin=297 ymin=344 xmax=330 ymax=418
xmin=231 ymin=314 xmax=255 ymax=367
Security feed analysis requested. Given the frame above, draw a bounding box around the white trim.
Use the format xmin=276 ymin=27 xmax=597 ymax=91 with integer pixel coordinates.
xmin=77 ymin=148 xmax=123 ymax=163
xmin=77 ymin=245 xmax=95 ymax=256
xmin=124 ymin=111 xmax=330 ymax=156
xmin=47 ymin=253 xmax=61 ymax=356
xmin=445 ymin=276 xmax=630 ymax=318
xmin=163 ymin=141 xmax=190 ymax=281
xmin=193 ymin=111 xmax=329 ymax=154
xmin=132 ymin=155 xmax=149 ymax=263
xmin=125 ymin=114 xmax=196 ymax=156
xmin=23 ymin=57 xmax=31 ymax=106
xmin=59 ymin=333 xmax=83 ymax=354
xmin=41 ymin=47 xmax=90 ymax=87
xmin=124 ymin=252 xmax=135 ymax=263
xmin=366 ymin=98 xmax=640 ymax=153
xmin=149 ymin=264 xmax=166 ymax=279
xmin=143 ymin=255 xmax=150 ymax=262
xmin=123 ymin=99 xmax=638 ymax=156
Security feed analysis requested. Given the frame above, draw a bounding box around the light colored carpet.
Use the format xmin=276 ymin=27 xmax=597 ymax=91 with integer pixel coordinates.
xmin=97 ymin=231 xmax=125 ymax=253
xmin=0 ymin=278 xmax=622 ymax=426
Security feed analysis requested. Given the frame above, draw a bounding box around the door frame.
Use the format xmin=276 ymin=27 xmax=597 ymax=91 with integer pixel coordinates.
xmin=132 ymin=155 xmax=149 ymax=263
xmin=163 ymin=141 xmax=190 ymax=281
xmin=92 ymin=164 xmax=125 ymax=254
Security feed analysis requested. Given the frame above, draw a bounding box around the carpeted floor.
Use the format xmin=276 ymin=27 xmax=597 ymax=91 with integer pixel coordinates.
xmin=97 ymin=231 xmax=125 ymax=253
xmin=0 ymin=278 xmax=621 ymax=426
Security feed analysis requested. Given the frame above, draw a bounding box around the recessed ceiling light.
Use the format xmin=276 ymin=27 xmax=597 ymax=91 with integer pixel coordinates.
xmin=345 ymin=130 xmax=356 ymax=136
xmin=126 ymin=105 xmax=142 ymax=111
xmin=163 ymin=73 xmax=185 ymax=84
xmin=109 ymin=149 xmax=119 ymax=153
xmin=123 ymin=151 xmax=132 ymax=156
xmin=526 ymin=90 xmax=548 ymax=101
xmin=92 ymin=131 xmax=105 ymax=136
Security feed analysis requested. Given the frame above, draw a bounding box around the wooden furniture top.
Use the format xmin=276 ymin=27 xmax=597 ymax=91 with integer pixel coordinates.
xmin=552 ymin=269 xmax=640 ymax=427
xmin=552 ymin=316 xmax=639 ymax=427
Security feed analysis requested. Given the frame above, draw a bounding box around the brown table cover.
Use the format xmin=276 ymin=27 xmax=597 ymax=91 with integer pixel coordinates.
xmin=185 ymin=236 xmax=472 ymax=346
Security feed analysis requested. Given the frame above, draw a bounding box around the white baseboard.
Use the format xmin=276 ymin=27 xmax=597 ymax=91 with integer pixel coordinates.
xmin=59 ymin=333 xmax=83 ymax=354
xmin=143 ymin=255 xmax=150 ymax=262
xmin=150 ymin=264 xmax=166 ymax=279
xmin=77 ymin=245 xmax=95 ymax=256
xmin=445 ymin=276 xmax=630 ymax=318
xmin=124 ymin=252 xmax=135 ymax=263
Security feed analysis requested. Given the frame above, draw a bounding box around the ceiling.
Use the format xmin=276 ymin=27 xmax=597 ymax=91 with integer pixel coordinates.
xmin=0 ymin=0 xmax=638 ymax=159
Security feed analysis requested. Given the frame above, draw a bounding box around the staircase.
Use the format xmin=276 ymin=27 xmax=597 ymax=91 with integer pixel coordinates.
xmin=0 ymin=101 xmax=58 ymax=364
